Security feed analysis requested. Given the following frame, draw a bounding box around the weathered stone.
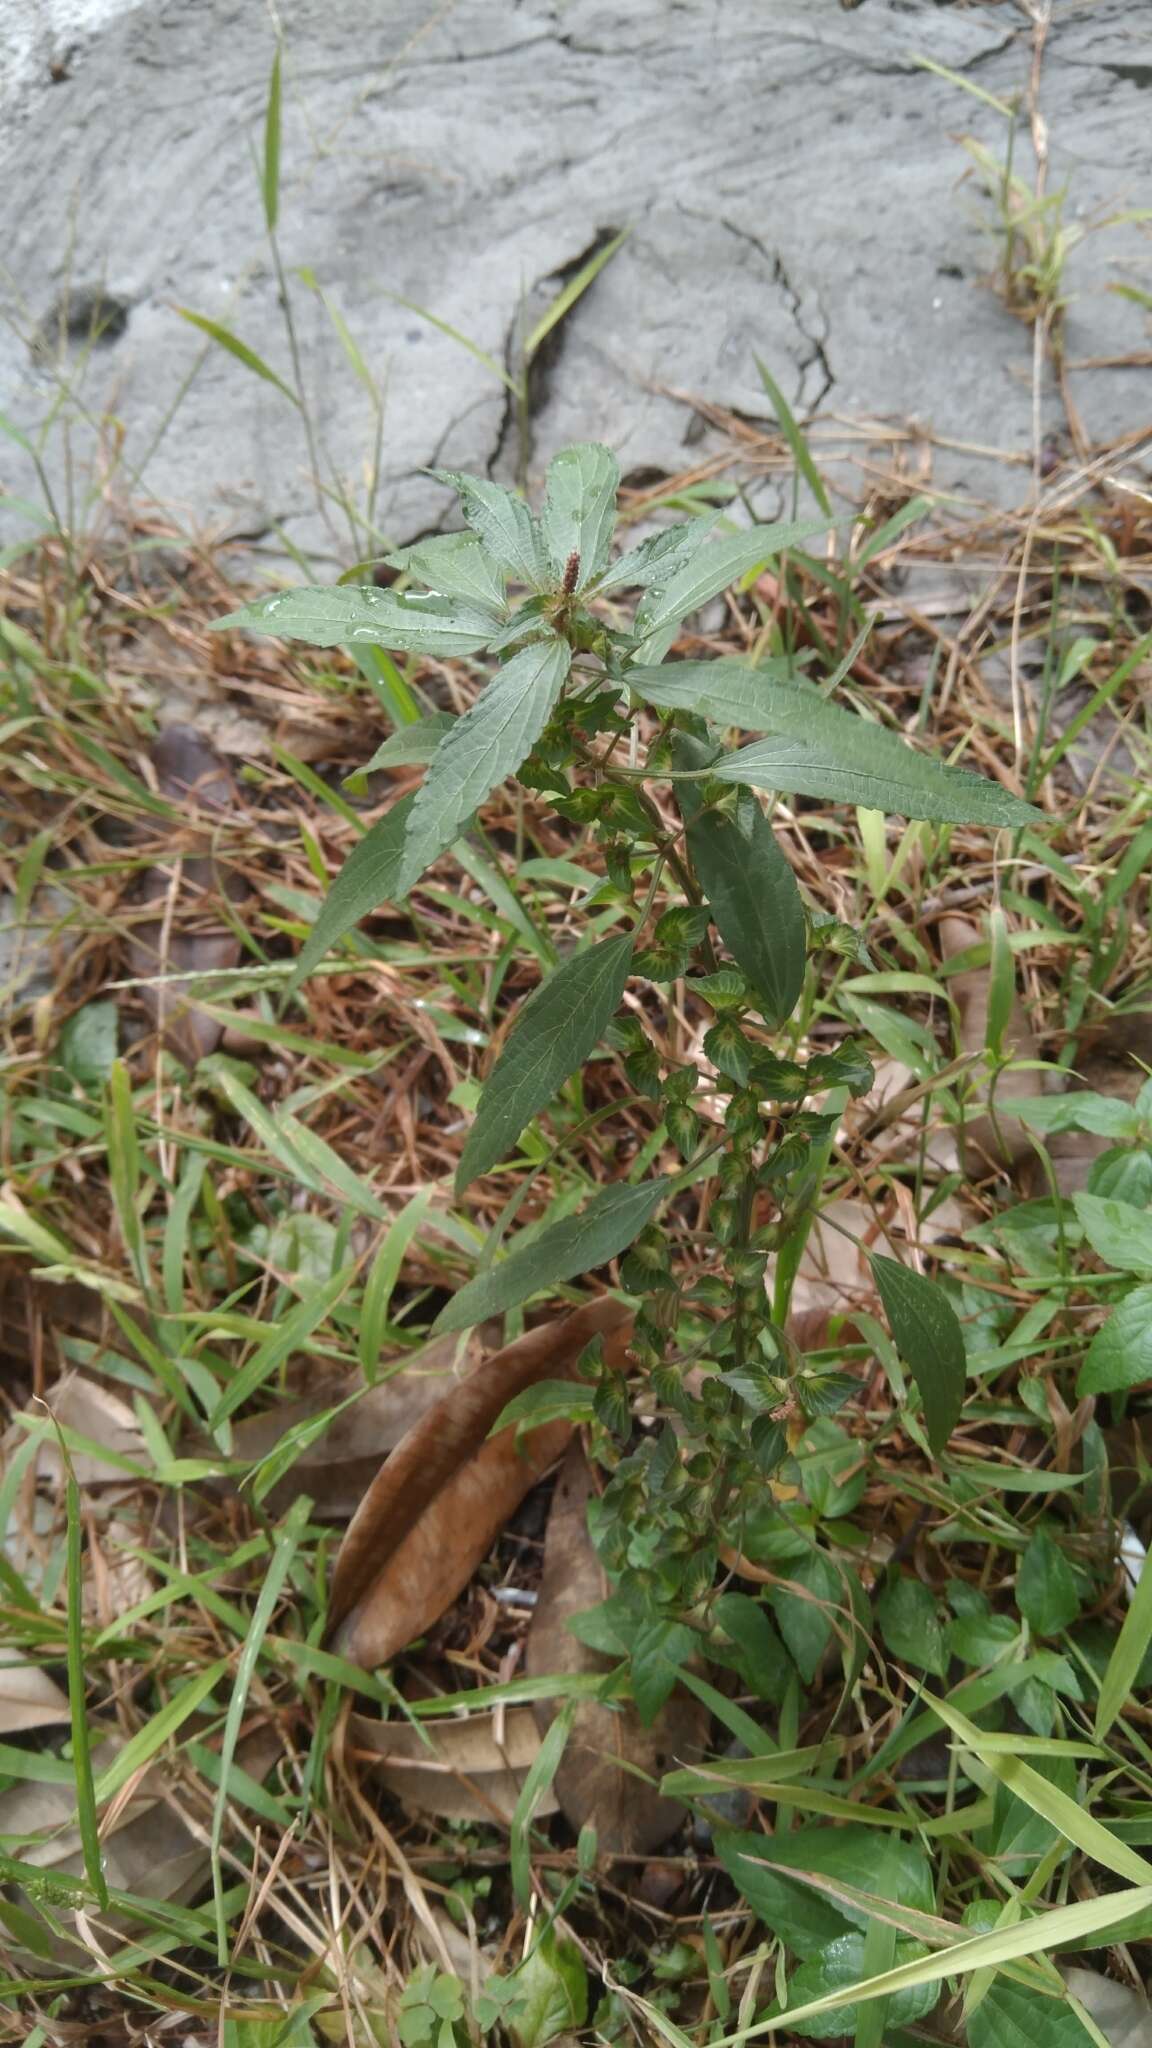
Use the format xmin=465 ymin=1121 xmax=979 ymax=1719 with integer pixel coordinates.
xmin=1 ymin=0 xmax=1149 ymax=571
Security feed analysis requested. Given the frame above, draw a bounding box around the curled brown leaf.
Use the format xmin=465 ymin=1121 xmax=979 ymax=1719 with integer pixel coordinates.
xmin=348 ymin=1704 xmax=555 ymax=1825
xmin=328 ymin=1297 xmax=630 ymax=1668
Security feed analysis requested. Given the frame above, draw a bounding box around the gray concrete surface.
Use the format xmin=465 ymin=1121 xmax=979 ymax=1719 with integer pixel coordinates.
xmin=1 ymin=0 xmax=1150 ymax=569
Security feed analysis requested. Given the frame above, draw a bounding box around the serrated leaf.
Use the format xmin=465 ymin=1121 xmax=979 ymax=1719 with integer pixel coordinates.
xmin=541 ymin=442 xmax=620 ymax=588
xmin=632 ymin=520 xmax=827 ymax=641
xmin=878 ymin=1576 xmax=947 ymax=1677
xmin=385 ymin=531 xmax=508 ymax=613
xmin=630 ymin=1619 xmax=696 ymax=1724
xmin=428 ymin=469 xmax=545 ymax=587
xmin=681 ymin=776 xmax=805 ymax=1027
xmin=870 ymin=1254 xmax=966 ymax=1454
xmin=360 ymin=713 xmax=456 ymax=772
xmin=1077 ymin=1287 xmax=1152 ymax=1396
xmin=782 ymin=1933 xmax=939 ymax=2042
xmin=966 ymin=1979 xmax=1098 ymax=2048
xmin=287 ymin=793 xmax=415 ymax=992
xmin=1017 ymin=1529 xmax=1080 ymax=1637
xmin=596 ymin=512 xmax=719 ymax=593
xmin=633 ymin=659 xmax=1041 ymax=829
xmin=395 ymin=637 xmax=571 ymax=896
xmin=214 ymin=584 xmax=497 ymax=654
xmin=999 ymin=1092 xmax=1142 ymax=1139
xmin=58 ymin=999 xmax=119 ymax=1087
xmin=1072 ymin=1192 xmax=1152 ymax=1277
xmin=719 ymin=1825 xmax=934 ymax=1961
xmin=433 ymin=1178 xmax=669 ymax=1334
xmin=505 ymin=1928 xmax=589 ymax=2048
xmin=457 ymin=933 xmax=634 ymax=1189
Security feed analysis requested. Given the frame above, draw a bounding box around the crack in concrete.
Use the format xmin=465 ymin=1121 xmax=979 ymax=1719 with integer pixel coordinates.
xmin=716 ymin=213 xmax=835 ymax=409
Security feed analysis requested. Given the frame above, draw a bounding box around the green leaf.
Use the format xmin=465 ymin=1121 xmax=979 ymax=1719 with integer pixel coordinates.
xmin=631 ymin=1619 xmax=696 ymax=1723
xmin=432 ymin=1177 xmax=669 ymax=1333
xmin=966 ymin=1979 xmax=1098 ymax=2048
xmin=719 ymin=1825 xmax=934 ymax=1961
xmin=524 ymin=227 xmax=630 ymax=362
xmin=782 ymin=1934 xmax=938 ymax=2042
xmin=677 ymin=743 xmax=805 ymax=1027
xmin=541 ymin=442 xmax=620 ymax=589
xmin=1000 ymin=1092 xmax=1142 ymax=1140
xmin=457 ymin=933 xmax=634 ymax=1188
xmin=395 ymin=638 xmax=571 ymax=897
xmin=57 ymin=999 xmax=119 ymax=1088
xmin=1017 ymin=1530 xmax=1080 ymax=1637
xmin=718 ymin=735 xmax=1037 ymax=830
xmin=1077 ymin=1286 xmax=1152 ymax=1396
xmin=870 ymin=1254 xmax=966 ymax=1454
xmin=713 ymin=1591 xmax=789 ymax=1704
xmin=772 ymin=1548 xmax=839 ymax=1682
xmin=631 ymin=521 xmax=827 ymax=643
xmin=505 ymin=1930 xmax=589 ymax=2048
xmin=287 ymin=793 xmax=415 ymax=991
xmin=754 ymin=353 xmax=832 ymax=517
xmin=262 ymin=47 xmax=282 ymax=231
xmin=597 ymin=512 xmax=718 ymax=593
xmin=214 ymin=584 xmax=497 ymax=655
xmin=360 ymin=714 xmax=456 ymax=772
xmin=178 ymin=309 xmax=299 ymax=406
xmin=1087 ymin=1146 xmax=1152 ymax=1205
xmin=633 ymin=659 xmax=1041 ymax=828
xmin=428 ymin=469 xmax=544 ymax=587
xmin=1072 ymin=1191 xmax=1152 ymax=1277
xmin=986 ymin=904 xmax=1015 ymax=1057
xmin=490 ymin=1379 xmax=598 ymax=1435
xmin=1096 ymin=1507 xmax=1152 ymax=1740
xmin=385 ymin=531 xmax=508 ymax=614
xmin=878 ymin=1576 xmax=947 ymax=1678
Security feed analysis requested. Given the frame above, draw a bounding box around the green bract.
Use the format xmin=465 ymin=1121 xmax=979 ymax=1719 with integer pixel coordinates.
xmin=216 ymin=440 xmax=1049 ymax=1634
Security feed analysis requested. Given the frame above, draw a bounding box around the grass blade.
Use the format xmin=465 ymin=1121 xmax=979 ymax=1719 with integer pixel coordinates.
xmin=1095 ymin=1548 xmax=1152 ymax=1741
xmin=754 ymin=354 xmax=831 ymax=515
xmin=715 ymin=1885 xmax=1152 ymax=2044
xmin=64 ymin=1465 xmax=108 ymax=1908
xmin=262 ymin=47 xmax=282 ymax=232
xmin=923 ymin=1688 xmax=1152 ymax=1884
xmin=178 ymin=309 xmax=300 ymax=407
xmin=525 ymin=228 xmax=630 ymax=362
xmin=93 ymin=1659 xmax=229 ymax=1803
xmin=211 ymin=1493 xmax=311 ymax=1961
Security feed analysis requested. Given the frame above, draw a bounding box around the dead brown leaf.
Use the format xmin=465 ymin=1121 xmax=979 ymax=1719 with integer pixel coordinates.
xmin=525 ymin=1444 xmax=708 ymax=1857
xmin=13 ymin=1370 xmax=147 ymax=1489
xmin=129 ymin=726 xmax=247 ymax=1065
xmin=0 ymin=1646 xmax=71 ymax=1736
xmin=225 ymin=1328 xmax=488 ymax=1519
xmin=328 ymin=1298 xmax=630 ymax=1668
xmin=348 ymin=1703 xmax=556 ymax=1825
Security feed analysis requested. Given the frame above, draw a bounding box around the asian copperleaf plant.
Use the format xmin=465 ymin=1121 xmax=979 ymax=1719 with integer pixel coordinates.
xmin=216 ymin=442 xmax=1041 ymax=1627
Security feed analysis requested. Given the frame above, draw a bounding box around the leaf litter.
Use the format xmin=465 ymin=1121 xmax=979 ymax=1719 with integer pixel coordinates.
xmin=329 ymin=1298 xmax=630 ymax=1665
